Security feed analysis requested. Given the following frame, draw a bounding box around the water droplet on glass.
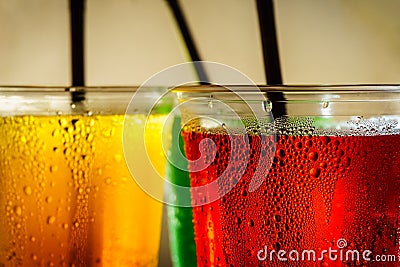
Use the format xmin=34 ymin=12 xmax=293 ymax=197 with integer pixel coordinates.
xmin=310 ymin=167 xmax=321 ymax=178
xmin=248 ymin=219 xmax=254 ymax=227
xmin=24 ymin=186 xmax=32 ymax=196
xmin=343 ymin=156 xmax=351 ymax=167
xmin=336 ymin=149 xmax=344 ymax=157
xmin=50 ymin=165 xmax=58 ymax=172
xmin=274 ymin=214 xmax=281 ymax=222
xmin=308 ymin=152 xmax=318 ymax=161
xmin=13 ymin=206 xmax=22 ymax=216
xmin=235 ymin=217 xmax=241 ymax=225
xmin=47 ymin=216 xmax=56 ymax=225
xmin=263 ymin=100 xmax=272 ymax=112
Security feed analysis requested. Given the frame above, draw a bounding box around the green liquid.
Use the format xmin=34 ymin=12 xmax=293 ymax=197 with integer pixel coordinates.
xmin=166 ymin=117 xmax=197 ymax=267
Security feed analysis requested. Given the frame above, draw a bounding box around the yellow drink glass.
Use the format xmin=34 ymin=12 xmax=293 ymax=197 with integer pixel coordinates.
xmin=0 ymin=87 xmax=172 ymax=267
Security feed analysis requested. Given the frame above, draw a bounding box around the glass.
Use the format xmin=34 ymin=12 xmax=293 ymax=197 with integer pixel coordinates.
xmin=0 ymin=87 xmax=172 ymax=267
xmin=165 ymin=116 xmax=197 ymax=267
xmin=175 ymin=85 xmax=400 ymax=266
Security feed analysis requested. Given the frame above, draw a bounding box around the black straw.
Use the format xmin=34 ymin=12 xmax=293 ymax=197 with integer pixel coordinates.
xmin=256 ymin=0 xmax=286 ymax=117
xmin=69 ymin=0 xmax=86 ymax=102
xmin=166 ymin=0 xmax=209 ymax=84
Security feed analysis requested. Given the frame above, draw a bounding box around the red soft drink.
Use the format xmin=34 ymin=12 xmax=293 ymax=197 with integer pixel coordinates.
xmin=183 ymin=129 xmax=400 ymax=266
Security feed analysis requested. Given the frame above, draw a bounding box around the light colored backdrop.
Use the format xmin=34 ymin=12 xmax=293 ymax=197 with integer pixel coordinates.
xmin=1 ymin=1 xmax=400 ymax=266
xmin=1 ymin=0 xmax=400 ymax=86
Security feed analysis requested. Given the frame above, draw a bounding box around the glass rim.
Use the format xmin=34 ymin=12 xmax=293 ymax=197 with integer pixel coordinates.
xmin=171 ymin=84 xmax=400 ymax=93
xmin=2 ymin=84 xmax=400 ymax=93
xmin=0 ymin=85 xmax=157 ymax=93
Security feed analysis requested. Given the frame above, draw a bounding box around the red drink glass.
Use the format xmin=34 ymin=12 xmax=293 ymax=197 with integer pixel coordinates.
xmin=176 ymin=85 xmax=400 ymax=267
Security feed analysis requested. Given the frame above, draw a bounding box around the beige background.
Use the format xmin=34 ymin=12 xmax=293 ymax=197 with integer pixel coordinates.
xmin=1 ymin=0 xmax=400 ymax=86
xmin=1 ymin=1 xmax=400 ymax=266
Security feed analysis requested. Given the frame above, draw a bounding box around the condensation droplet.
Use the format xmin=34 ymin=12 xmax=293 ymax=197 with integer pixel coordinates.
xmin=274 ymin=215 xmax=281 ymax=222
xmin=343 ymin=156 xmax=351 ymax=167
xmin=310 ymin=167 xmax=321 ymax=178
xmin=52 ymin=129 xmax=60 ymax=137
xmin=50 ymin=165 xmax=58 ymax=172
xmin=24 ymin=186 xmax=32 ymax=196
xmin=47 ymin=216 xmax=56 ymax=225
xmin=308 ymin=152 xmax=318 ymax=161
xmin=263 ymin=100 xmax=272 ymax=112
xmin=13 ymin=206 xmax=22 ymax=216
xmin=45 ymin=196 xmax=53 ymax=204
xmin=105 ymin=177 xmax=112 ymax=185
xmin=248 ymin=219 xmax=254 ymax=227
xmin=87 ymin=133 xmax=94 ymax=142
